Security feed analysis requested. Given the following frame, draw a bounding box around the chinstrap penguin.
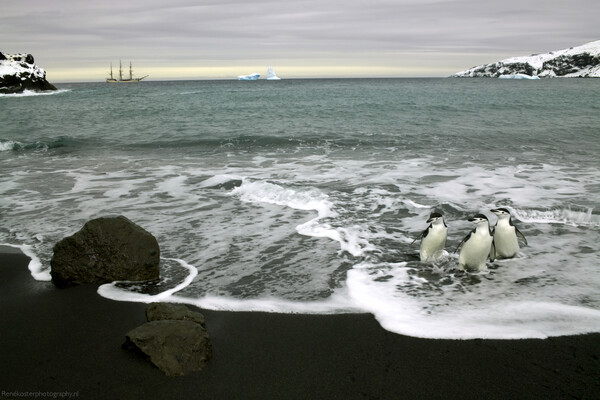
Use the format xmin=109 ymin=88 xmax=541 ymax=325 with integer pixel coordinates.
xmin=414 ymin=212 xmax=448 ymax=261
xmin=455 ymin=214 xmax=495 ymax=271
xmin=491 ymin=208 xmax=527 ymax=259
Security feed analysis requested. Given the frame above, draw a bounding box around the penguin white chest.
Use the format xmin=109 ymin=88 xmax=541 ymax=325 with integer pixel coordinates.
xmin=420 ymin=226 xmax=447 ymax=261
xmin=459 ymin=230 xmax=493 ymax=271
xmin=494 ymin=223 xmax=520 ymax=258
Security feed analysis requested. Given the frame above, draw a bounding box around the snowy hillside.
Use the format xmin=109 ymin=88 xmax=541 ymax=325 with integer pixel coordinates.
xmin=453 ymin=40 xmax=600 ymax=78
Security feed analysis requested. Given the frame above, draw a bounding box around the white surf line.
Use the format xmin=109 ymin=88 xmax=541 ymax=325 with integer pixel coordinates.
xmin=0 ymin=243 xmax=50 ymax=281
xmin=97 ymin=257 xmax=198 ymax=303
xmin=178 ymin=290 xmax=362 ymax=315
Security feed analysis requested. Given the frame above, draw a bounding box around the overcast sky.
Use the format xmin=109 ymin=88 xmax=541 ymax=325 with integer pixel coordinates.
xmin=1 ymin=0 xmax=598 ymax=81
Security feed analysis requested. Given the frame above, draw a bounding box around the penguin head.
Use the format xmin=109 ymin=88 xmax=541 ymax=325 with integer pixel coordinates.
xmin=491 ymin=208 xmax=512 ymax=220
xmin=426 ymin=212 xmax=444 ymax=224
xmin=468 ymin=214 xmax=489 ymax=225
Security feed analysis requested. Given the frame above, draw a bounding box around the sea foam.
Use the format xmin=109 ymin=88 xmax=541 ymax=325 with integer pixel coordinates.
xmin=0 ymin=89 xmax=70 ymax=98
xmin=0 ymin=243 xmax=50 ymax=281
xmin=345 ymin=261 xmax=600 ymax=339
xmin=230 ymin=179 xmax=374 ymax=256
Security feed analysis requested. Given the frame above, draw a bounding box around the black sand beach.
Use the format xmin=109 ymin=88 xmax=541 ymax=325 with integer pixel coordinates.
xmin=1 ymin=249 xmax=599 ymax=400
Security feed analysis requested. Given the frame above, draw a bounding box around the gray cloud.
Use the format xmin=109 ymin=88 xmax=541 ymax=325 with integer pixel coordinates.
xmin=1 ymin=0 xmax=598 ymax=78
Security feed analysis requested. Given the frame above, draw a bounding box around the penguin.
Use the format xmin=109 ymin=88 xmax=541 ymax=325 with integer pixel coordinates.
xmin=413 ymin=212 xmax=448 ymax=261
xmin=490 ymin=208 xmax=528 ymax=259
xmin=455 ymin=214 xmax=495 ymax=271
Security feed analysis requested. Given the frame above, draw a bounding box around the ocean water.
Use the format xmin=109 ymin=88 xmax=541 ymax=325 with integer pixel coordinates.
xmin=1 ymin=78 xmax=599 ymax=339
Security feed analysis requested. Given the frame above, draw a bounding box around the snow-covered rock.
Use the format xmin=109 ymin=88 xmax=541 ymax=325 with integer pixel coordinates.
xmin=0 ymin=52 xmax=57 ymax=94
xmin=452 ymin=40 xmax=600 ymax=78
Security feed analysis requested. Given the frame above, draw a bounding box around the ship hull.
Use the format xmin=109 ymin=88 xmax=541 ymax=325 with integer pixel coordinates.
xmin=106 ymin=78 xmax=145 ymax=83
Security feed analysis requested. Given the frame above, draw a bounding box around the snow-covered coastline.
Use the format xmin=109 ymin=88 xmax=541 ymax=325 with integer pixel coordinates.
xmin=452 ymin=40 xmax=600 ymax=78
xmin=0 ymin=52 xmax=57 ymax=94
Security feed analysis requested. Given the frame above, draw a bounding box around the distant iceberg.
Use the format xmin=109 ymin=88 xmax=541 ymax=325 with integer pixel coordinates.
xmin=237 ymin=73 xmax=260 ymax=81
xmin=498 ymin=74 xmax=540 ymax=80
xmin=266 ymin=67 xmax=281 ymax=80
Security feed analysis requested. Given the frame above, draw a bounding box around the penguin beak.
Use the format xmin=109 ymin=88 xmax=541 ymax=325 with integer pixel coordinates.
xmin=426 ymin=217 xmax=436 ymax=223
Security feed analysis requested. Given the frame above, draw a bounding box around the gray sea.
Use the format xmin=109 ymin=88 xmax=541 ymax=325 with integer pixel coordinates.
xmin=1 ymin=78 xmax=599 ymax=339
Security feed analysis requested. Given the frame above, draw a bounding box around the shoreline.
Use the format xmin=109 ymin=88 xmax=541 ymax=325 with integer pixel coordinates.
xmin=1 ymin=250 xmax=599 ymax=399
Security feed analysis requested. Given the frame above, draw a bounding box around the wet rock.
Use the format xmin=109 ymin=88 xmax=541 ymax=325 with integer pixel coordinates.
xmin=146 ymin=302 xmax=206 ymax=327
xmin=124 ymin=304 xmax=211 ymax=376
xmin=50 ymin=216 xmax=160 ymax=287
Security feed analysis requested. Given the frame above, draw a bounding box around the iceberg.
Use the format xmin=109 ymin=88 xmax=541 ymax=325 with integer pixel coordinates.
xmin=266 ymin=67 xmax=281 ymax=80
xmin=498 ymin=74 xmax=540 ymax=80
xmin=237 ymin=73 xmax=260 ymax=81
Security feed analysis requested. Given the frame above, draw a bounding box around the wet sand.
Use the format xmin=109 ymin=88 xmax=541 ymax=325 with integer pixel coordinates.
xmin=1 ymin=250 xmax=599 ymax=399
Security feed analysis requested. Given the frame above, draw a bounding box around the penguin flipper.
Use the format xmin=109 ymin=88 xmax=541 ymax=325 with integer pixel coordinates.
xmin=410 ymin=225 xmax=430 ymax=246
xmin=515 ymin=227 xmax=528 ymax=246
xmin=454 ymin=231 xmax=472 ymax=253
xmin=410 ymin=232 xmax=423 ymax=246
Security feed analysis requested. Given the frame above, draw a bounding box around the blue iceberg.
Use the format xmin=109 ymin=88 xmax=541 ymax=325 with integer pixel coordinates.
xmin=237 ymin=73 xmax=260 ymax=81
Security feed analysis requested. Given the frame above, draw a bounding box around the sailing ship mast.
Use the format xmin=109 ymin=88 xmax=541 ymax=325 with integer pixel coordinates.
xmin=106 ymin=63 xmax=118 ymax=82
xmin=106 ymin=60 xmax=148 ymax=83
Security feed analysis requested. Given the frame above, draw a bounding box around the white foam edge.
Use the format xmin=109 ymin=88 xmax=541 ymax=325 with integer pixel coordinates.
xmin=402 ymin=199 xmax=431 ymax=209
xmin=98 ymin=256 xmax=361 ymax=314
xmin=0 ymin=243 xmax=50 ymax=281
xmin=345 ymin=264 xmax=600 ymax=339
xmin=372 ymin=300 xmax=600 ymax=340
xmin=296 ymin=219 xmax=373 ymax=257
xmin=97 ymin=257 xmax=198 ymax=302
xmin=512 ymin=207 xmax=599 ymax=227
xmin=178 ymin=290 xmax=361 ymax=314
xmin=198 ymin=174 xmax=243 ymax=188
xmin=0 ymin=88 xmax=70 ymax=98
xmin=230 ymin=178 xmax=375 ymax=257
xmin=0 ymin=140 xmax=21 ymax=151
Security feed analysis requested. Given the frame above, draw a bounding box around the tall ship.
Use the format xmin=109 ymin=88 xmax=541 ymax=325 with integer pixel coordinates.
xmin=107 ymin=61 xmax=148 ymax=83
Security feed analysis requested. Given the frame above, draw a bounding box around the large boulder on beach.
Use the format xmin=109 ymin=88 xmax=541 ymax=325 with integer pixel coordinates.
xmin=0 ymin=52 xmax=57 ymax=94
xmin=124 ymin=303 xmax=211 ymax=376
xmin=50 ymin=216 xmax=160 ymax=287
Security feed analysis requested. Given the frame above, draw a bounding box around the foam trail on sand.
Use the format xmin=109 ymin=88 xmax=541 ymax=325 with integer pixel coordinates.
xmin=98 ymin=257 xmax=197 ymax=303
xmin=176 ymin=291 xmax=359 ymax=314
xmin=0 ymin=243 xmax=50 ymax=281
xmin=98 ymin=256 xmax=359 ymax=314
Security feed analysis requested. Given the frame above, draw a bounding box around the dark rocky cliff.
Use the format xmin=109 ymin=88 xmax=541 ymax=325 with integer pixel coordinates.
xmin=0 ymin=52 xmax=57 ymax=94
